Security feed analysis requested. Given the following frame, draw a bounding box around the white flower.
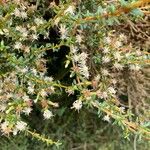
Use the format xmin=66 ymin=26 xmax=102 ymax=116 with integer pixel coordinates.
xmin=31 ymin=68 xmax=37 ymax=75
xmin=103 ymin=115 xmax=110 ymax=122
xmin=22 ymin=95 xmax=30 ymax=102
xmin=0 ymin=29 xmax=4 ymax=35
xmin=30 ymin=26 xmax=36 ymax=32
xmin=94 ymin=75 xmax=100 ymax=82
xmin=1 ymin=121 xmax=9 ymax=133
xmin=125 ymin=53 xmax=130 ymax=58
xmin=64 ymin=5 xmax=75 ymax=15
xmin=71 ymin=45 xmax=78 ymax=54
xmin=114 ymin=51 xmax=122 ymax=61
xmin=43 ymin=110 xmax=54 ymax=119
xmin=136 ymin=50 xmax=142 ymax=56
xmin=114 ymin=41 xmax=122 ymax=48
xmin=2 ymin=29 xmax=9 ymax=36
xmin=16 ymin=26 xmax=22 ymax=31
xmin=14 ymin=8 xmax=21 ymax=17
xmin=44 ymin=76 xmax=53 ymax=82
xmin=73 ymin=54 xmax=80 ymax=62
xmin=34 ymin=18 xmax=44 ymax=26
xmin=22 ymin=31 xmax=28 ymax=38
xmin=74 ymin=52 xmax=89 ymax=79
xmin=13 ymin=129 xmax=18 ymax=135
xmin=108 ymin=87 xmax=116 ymax=94
xmin=76 ymin=34 xmax=83 ymax=44
xmin=120 ymin=107 xmax=125 ymax=113
xmin=130 ymin=64 xmax=141 ymax=71
xmin=18 ymin=27 xmax=28 ymax=38
xmin=44 ymin=32 xmax=49 ymax=39
xmin=27 ymin=86 xmax=34 ymax=94
xmin=40 ymin=89 xmax=47 ymax=97
xmin=24 ymin=46 xmax=30 ymax=53
xmin=105 ymin=37 xmax=111 ymax=44
xmin=66 ymin=88 xmax=74 ymax=96
xmin=20 ymin=67 xmax=28 ymax=73
xmin=16 ymin=121 xmax=27 ymax=131
xmin=103 ymin=47 xmax=109 ymax=54
xmin=3 ymin=28 xmax=9 ymax=33
xmin=50 ymin=1 xmax=56 ymax=7
xmin=101 ymin=91 xmax=108 ymax=99
xmin=14 ymin=42 xmax=22 ymax=49
xmin=101 ymin=69 xmax=109 ymax=76
xmin=114 ymin=62 xmax=123 ymax=70
xmin=13 ymin=0 xmax=20 ymax=5
xmin=71 ymin=100 xmax=82 ymax=111
xmin=59 ymin=24 xmax=68 ymax=39
xmin=19 ymin=27 xmax=27 ymax=34
xmin=0 ymin=104 xmax=7 ymax=112
xmin=80 ymin=52 xmax=88 ymax=60
xmin=102 ymin=56 xmax=110 ymax=63
xmin=119 ymin=34 xmax=126 ymax=41
xmin=32 ymin=34 xmax=38 ymax=40
xmin=79 ymin=65 xmax=89 ymax=79
xmin=48 ymin=86 xmax=55 ymax=94
xmin=23 ymin=107 xmax=32 ymax=115
xmin=7 ymin=93 xmax=13 ymax=99
xmin=20 ymin=11 xmax=27 ymax=19
xmin=112 ymin=79 xmax=117 ymax=85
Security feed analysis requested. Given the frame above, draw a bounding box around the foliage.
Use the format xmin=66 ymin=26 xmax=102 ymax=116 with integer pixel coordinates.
xmin=0 ymin=0 xmax=150 ymax=149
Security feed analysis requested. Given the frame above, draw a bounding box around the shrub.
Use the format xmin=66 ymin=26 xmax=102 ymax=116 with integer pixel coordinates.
xmin=0 ymin=0 xmax=150 ymax=148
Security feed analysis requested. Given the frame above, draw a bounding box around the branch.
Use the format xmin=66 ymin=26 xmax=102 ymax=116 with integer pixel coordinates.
xmin=83 ymin=0 xmax=150 ymax=21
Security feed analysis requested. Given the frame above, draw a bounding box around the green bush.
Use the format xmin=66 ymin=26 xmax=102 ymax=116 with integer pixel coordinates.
xmin=0 ymin=0 xmax=149 ymax=149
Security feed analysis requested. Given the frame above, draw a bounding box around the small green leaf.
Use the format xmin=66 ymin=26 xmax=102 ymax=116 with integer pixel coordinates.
xmin=131 ymin=8 xmax=144 ymax=17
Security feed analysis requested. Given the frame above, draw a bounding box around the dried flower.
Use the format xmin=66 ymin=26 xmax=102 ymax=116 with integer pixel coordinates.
xmin=1 ymin=121 xmax=12 ymax=135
